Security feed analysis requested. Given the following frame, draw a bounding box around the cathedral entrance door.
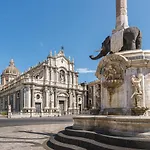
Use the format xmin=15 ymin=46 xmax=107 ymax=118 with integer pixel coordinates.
xmin=79 ymin=104 xmax=82 ymax=114
xmin=59 ymin=101 xmax=64 ymax=115
xmin=35 ymin=103 xmax=41 ymax=113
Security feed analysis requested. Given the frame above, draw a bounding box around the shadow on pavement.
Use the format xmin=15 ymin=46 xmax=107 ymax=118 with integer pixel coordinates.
xmin=18 ymin=130 xmax=55 ymax=137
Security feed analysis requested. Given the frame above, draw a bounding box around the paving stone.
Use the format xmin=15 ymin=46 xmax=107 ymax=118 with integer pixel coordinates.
xmin=0 ymin=123 xmax=72 ymax=150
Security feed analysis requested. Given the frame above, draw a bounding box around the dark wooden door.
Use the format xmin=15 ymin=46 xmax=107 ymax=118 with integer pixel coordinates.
xmin=59 ymin=101 xmax=64 ymax=115
xmin=35 ymin=103 xmax=41 ymax=113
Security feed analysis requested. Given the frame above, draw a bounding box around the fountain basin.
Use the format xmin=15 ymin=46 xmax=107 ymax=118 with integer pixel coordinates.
xmin=73 ymin=115 xmax=150 ymax=137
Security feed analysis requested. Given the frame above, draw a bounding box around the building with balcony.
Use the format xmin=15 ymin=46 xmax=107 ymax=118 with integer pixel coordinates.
xmin=87 ymin=80 xmax=101 ymax=113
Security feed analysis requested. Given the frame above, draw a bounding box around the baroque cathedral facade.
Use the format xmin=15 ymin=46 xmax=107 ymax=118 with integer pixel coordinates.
xmin=0 ymin=48 xmax=87 ymax=116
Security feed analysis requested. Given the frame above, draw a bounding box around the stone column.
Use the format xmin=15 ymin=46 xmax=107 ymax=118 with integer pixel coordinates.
xmin=24 ymin=88 xmax=27 ymax=108
xmin=44 ymin=86 xmax=49 ymax=110
xmin=76 ymin=94 xmax=79 ymax=114
xmin=31 ymin=85 xmax=35 ymax=109
xmin=44 ymin=65 xmax=49 ymax=85
xmin=49 ymin=68 xmax=51 ymax=83
xmin=69 ymin=90 xmax=72 ymax=108
xmin=65 ymin=98 xmax=68 ymax=115
xmin=69 ymin=72 xmax=72 ymax=87
xmin=73 ymin=74 xmax=76 ymax=86
xmin=13 ymin=93 xmax=16 ymax=111
xmin=56 ymin=70 xmax=59 ymax=83
xmin=73 ymin=91 xmax=77 ymax=114
xmin=72 ymin=73 xmax=74 ymax=86
xmin=82 ymin=93 xmax=85 ymax=110
xmin=116 ymin=0 xmax=128 ymax=30
xmin=65 ymin=72 xmax=67 ymax=84
xmin=73 ymin=91 xmax=76 ymax=108
xmin=3 ymin=97 xmax=5 ymax=110
xmin=50 ymin=88 xmax=54 ymax=109
xmin=7 ymin=95 xmax=10 ymax=105
xmin=46 ymin=66 xmax=49 ymax=80
xmin=68 ymin=91 xmax=72 ymax=114
xmin=54 ymin=88 xmax=58 ymax=108
xmin=25 ymin=86 xmax=31 ymax=111
xmin=20 ymin=88 xmax=24 ymax=111
xmin=50 ymin=68 xmax=54 ymax=83
xmin=0 ymin=98 xmax=2 ymax=110
xmin=53 ymin=68 xmax=57 ymax=83
xmin=84 ymin=90 xmax=88 ymax=110
xmin=92 ymin=85 xmax=96 ymax=109
xmin=28 ymin=86 xmax=31 ymax=109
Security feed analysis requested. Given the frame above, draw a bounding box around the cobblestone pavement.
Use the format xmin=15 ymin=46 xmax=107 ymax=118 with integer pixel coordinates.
xmin=0 ymin=123 xmax=73 ymax=150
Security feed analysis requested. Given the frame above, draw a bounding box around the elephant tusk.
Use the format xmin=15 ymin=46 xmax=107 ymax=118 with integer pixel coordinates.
xmin=89 ymin=55 xmax=93 ymax=58
xmin=95 ymin=48 xmax=103 ymax=52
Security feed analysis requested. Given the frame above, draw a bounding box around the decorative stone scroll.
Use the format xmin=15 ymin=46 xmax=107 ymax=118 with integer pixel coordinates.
xmin=96 ymin=54 xmax=129 ymax=94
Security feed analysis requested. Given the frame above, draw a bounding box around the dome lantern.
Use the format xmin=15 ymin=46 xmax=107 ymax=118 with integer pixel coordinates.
xmin=1 ymin=59 xmax=20 ymax=85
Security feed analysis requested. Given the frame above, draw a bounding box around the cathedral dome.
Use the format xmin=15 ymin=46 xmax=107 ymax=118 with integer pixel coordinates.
xmin=2 ymin=59 xmax=20 ymax=76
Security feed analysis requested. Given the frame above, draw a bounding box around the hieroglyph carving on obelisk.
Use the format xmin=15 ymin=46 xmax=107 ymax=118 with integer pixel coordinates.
xmin=116 ymin=0 xmax=129 ymax=30
xmin=111 ymin=0 xmax=129 ymax=53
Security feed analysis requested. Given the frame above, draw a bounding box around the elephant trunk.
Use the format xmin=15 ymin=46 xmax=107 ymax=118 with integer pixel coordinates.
xmin=89 ymin=48 xmax=108 ymax=60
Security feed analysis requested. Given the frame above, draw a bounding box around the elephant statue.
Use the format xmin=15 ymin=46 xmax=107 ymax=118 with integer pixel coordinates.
xmin=89 ymin=27 xmax=142 ymax=60
xmin=121 ymin=26 xmax=142 ymax=51
xmin=89 ymin=36 xmax=111 ymax=60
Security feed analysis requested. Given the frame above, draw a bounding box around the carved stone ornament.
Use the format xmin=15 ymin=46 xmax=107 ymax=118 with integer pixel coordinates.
xmin=131 ymin=74 xmax=142 ymax=108
xmin=96 ymin=54 xmax=129 ymax=94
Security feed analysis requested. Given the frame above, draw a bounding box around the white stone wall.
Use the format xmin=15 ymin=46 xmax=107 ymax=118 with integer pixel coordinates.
xmin=144 ymin=73 xmax=150 ymax=108
xmin=0 ymin=50 xmax=87 ymax=116
xmin=99 ymin=51 xmax=150 ymax=115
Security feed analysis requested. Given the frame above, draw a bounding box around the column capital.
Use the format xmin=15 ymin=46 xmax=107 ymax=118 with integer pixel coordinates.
xmin=25 ymin=84 xmax=30 ymax=88
xmin=53 ymin=87 xmax=57 ymax=92
xmin=44 ymin=86 xmax=48 ymax=90
xmin=31 ymin=85 xmax=35 ymax=89
xmin=25 ymin=85 xmax=31 ymax=91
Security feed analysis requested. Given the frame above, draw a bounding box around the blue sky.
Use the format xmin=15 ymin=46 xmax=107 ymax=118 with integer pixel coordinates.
xmin=0 ymin=0 xmax=149 ymax=83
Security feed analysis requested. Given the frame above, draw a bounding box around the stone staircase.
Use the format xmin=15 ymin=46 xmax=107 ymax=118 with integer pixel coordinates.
xmin=47 ymin=126 xmax=150 ymax=150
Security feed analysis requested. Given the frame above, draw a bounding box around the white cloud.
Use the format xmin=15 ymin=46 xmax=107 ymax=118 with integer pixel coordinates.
xmin=76 ymin=68 xmax=95 ymax=73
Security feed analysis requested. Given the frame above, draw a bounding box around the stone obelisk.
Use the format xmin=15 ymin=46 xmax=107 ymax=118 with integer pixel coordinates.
xmin=111 ymin=0 xmax=129 ymax=53
xmin=116 ymin=0 xmax=129 ymax=30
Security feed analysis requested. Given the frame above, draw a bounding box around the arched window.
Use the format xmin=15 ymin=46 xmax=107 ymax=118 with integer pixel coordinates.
xmin=59 ymin=70 xmax=65 ymax=83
